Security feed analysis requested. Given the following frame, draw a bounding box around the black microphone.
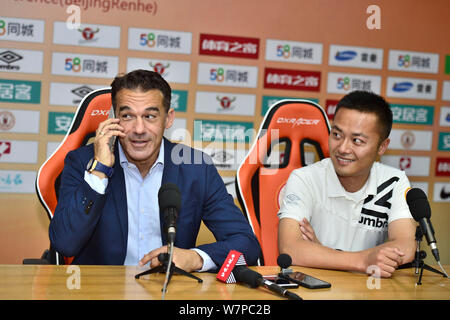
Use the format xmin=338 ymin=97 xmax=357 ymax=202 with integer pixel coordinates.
xmin=158 ymin=183 xmax=181 ymax=245
xmin=277 ymin=253 xmax=293 ymax=275
xmin=406 ymin=188 xmax=440 ymax=262
xmin=233 ymin=265 xmax=302 ymax=300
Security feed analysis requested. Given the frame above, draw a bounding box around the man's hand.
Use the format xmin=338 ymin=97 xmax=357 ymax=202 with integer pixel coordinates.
xmin=299 ymin=218 xmax=321 ymax=245
xmin=93 ymin=118 xmax=125 ymax=167
xmin=139 ymin=246 xmax=204 ymax=273
xmin=362 ymin=246 xmax=405 ymax=278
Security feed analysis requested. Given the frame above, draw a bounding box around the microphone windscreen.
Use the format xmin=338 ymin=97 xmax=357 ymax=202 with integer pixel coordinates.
xmin=216 ymin=250 xmax=247 ymax=283
xmin=158 ymin=183 xmax=181 ymax=212
xmin=277 ymin=254 xmax=292 ymax=269
xmin=232 ymin=266 xmax=261 ymax=288
xmin=406 ymin=188 xmax=431 ymax=220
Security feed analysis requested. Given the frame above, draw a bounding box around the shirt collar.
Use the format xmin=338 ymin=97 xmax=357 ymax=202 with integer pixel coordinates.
xmin=118 ymin=138 xmax=165 ymax=170
xmin=326 ymin=158 xmax=377 ymax=200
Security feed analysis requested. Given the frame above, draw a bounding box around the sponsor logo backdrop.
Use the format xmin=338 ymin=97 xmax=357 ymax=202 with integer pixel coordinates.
xmin=1 ymin=1 xmax=449 ymax=264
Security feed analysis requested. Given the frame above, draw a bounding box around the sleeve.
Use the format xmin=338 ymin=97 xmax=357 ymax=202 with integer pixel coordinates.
xmin=277 ymin=169 xmax=314 ymax=222
xmin=84 ymin=171 xmax=108 ymax=194
xmin=195 ymin=159 xmax=261 ymax=269
xmin=388 ymin=171 xmax=413 ymax=224
xmin=49 ymin=150 xmax=107 ymax=257
xmin=191 ymin=248 xmax=217 ymax=272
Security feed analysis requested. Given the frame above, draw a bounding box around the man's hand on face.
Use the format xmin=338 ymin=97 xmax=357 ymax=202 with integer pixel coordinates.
xmin=94 ymin=118 xmax=125 ymax=167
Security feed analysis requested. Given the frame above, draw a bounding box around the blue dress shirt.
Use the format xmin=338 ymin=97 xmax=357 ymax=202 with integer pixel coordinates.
xmin=84 ymin=140 xmax=216 ymax=271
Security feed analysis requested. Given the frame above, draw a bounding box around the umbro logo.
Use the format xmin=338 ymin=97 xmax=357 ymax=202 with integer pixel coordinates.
xmin=71 ymin=86 xmax=94 ymax=98
xmin=71 ymin=85 xmax=94 ymax=104
xmin=210 ymin=150 xmax=234 ymax=169
xmin=358 ymin=215 xmax=388 ymax=229
xmin=0 ymin=51 xmax=22 ymax=71
xmin=359 ymin=177 xmax=399 ymax=229
xmin=211 ymin=150 xmax=233 ymax=163
xmin=0 ymin=51 xmax=23 ymax=64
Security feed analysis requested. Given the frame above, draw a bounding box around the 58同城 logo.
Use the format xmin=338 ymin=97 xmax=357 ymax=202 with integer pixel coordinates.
xmin=337 ymin=77 xmax=351 ymax=90
xmin=210 ymin=67 xmax=225 ymax=82
xmin=139 ymin=32 xmax=182 ymax=50
xmin=64 ymin=56 xmax=108 ymax=74
xmin=397 ymin=54 xmax=432 ymax=71
xmin=398 ymin=55 xmax=411 ymax=68
xmin=0 ymin=20 xmax=5 ymax=36
xmin=277 ymin=44 xmax=291 ymax=58
xmin=140 ymin=32 xmax=156 ymax=47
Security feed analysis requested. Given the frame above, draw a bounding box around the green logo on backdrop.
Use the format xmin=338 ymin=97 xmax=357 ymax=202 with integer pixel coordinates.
xmin=390 ymin=104 xmax=434 ymax=125
xmin=171 ymin=90 xmax=188 ymax=112
xmin=445 ymin=55 xmax=450 ymax=74
xmin=194 ymin=119 xmax=253 ymax=142
xmin=0 ymin=79 xmax=41 ymax=104
xmin=48 ymin=112 xmax=74 ymax=135
xmin=261 ymin=96 xmax=319 ymax=116
xmin=438 ymin=132 xmax=450 ymax=151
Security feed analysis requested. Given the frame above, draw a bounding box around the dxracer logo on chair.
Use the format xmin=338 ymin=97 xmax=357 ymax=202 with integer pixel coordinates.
xmin=276 ymin=117 xmax=320 ymax=127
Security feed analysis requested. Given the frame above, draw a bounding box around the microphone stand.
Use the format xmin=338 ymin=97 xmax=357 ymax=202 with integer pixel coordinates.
xmin=398 ymin=226 xmax=448 ymax=285
xmin=161 ymin=242 xmax=175 ymax=299
xmin=135 ymin=245 xmax=203 ymax=294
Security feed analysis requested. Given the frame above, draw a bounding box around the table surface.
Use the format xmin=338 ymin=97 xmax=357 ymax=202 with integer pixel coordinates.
xmin=0 ymin=264 xmax=448 ymax=300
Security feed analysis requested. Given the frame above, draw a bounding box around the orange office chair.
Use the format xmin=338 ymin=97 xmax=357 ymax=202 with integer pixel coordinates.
xmin=23 ymin=88 xmax=113 ymax=265
xmin=236 ymin=99 xmax=331 ymax=266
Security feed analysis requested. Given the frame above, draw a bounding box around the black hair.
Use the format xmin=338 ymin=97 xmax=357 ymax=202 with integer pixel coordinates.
xmin=335 ymin=90 xmax=393 ymax=141
xmin=110 ymin=69 xmax=172 ymax=112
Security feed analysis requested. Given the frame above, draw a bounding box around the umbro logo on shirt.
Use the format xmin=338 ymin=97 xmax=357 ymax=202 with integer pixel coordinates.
xmin=359 ymin=215 xmax=388 ymax=229
xmin=359 ymin=177 xmax=399 ymax=229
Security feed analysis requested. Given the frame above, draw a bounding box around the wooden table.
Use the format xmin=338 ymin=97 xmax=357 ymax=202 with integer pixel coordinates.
xmin=0 ymin=264 xmax=448 ymax=300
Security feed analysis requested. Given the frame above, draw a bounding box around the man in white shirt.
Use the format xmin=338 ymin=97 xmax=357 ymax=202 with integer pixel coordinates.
xmin=278 ymin=91 xmax=416 ymax=278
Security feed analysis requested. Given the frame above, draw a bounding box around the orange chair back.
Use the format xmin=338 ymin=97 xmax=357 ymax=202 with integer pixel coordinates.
xmin=36 ymin=88 xmax=112 ymax=219
xmin=36 ymin=88 xmax=112 ymax=264
xmin=236 ymin=100 xmax=330 ymax=265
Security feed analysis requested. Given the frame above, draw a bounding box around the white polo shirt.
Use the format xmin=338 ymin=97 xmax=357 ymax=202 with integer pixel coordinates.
xmin=277 ymin=158 xmax=412 ymax=252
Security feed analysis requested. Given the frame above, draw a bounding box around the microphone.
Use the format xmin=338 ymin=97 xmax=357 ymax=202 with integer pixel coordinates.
xmin=216 ymin=250 xmax=302 ymax=300
xmin=277 ymin=253 xmax=293 ymax=275
xmin=406 ymin=188 xmax=440 ymax=262
xmin=233 ymin=266 xmax=302 ymax=300
xmin=158 ymin=183 xmax=181 ymax=245
xmin=217 ymin=250 xmax=248 ymax=283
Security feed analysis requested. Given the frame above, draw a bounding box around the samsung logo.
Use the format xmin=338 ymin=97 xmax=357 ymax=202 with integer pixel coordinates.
xmin=334 ymin=50 xmax=357 ymax=61
xmin=393 ymin=82 xmax=414 ymax=92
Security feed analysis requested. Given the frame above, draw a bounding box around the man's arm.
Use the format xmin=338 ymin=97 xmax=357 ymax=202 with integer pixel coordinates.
xmin=379 ymin=218 xmax=417 ymax=264
xmin=49 ymin=148 xmax=107 ymax=257
xmin=279 ymin=218 xmax=364 ymax=272
xmin=139 ymin=151 xmax=261 ymax=272
xmin=195 ymin=161 xmax=261 ymax=268
xmin=279 ymin=217 xmax=416 ymax=278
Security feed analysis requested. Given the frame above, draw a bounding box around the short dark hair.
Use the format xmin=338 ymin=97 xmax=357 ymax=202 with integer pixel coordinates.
xmin=335 ymin=90 xmax=393 ymax=141
xmin=110 ymin=69 xmax=172 ymax=112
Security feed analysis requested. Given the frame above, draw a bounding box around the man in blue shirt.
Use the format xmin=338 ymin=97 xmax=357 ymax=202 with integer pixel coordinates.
xmin=49 ymin=69 xmax=261 ymax=271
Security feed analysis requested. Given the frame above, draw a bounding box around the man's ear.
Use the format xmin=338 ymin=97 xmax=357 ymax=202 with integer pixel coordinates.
xmin=165 ymin=108 xmax=175 ymax=129
xmin=378 ymin=138 xmax=390 ymax=156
